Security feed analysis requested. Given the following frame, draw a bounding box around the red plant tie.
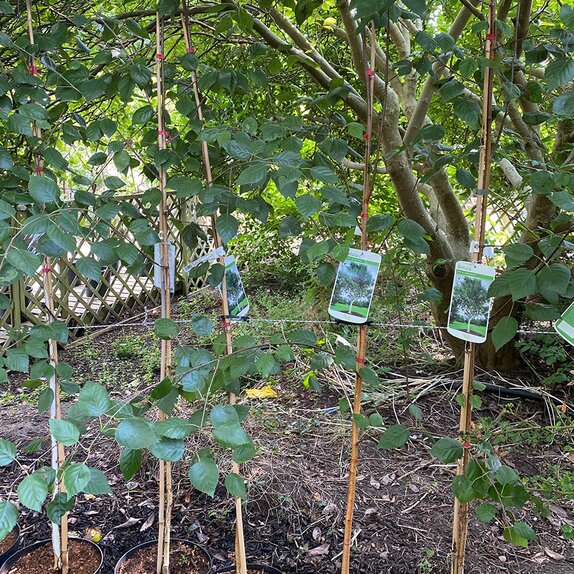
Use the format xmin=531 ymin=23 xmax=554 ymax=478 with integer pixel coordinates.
xmin=365 ymin=68 xmax=375 ymax=78
xmin=42 ymin=266 xmax=52 ymax=273
xmin=360 ymin=213 xmax=368 ymax=219
xmin=463 ymin=441 xmax=471 ymax=449
xmin=27 ymin=65 xmax=37 ymax=76
xmin=485 ymin=33 xmax=496 ymax=41
xmin=34 ymin=166 xmax=43 ymax=174
xmin=356 ymin=357 xmax=365 ymax=365
xmin=187 ymin=47 xmax=196 ymax=54
xmin=223 ymin=320 xmax=231 ymax=328
xmin=156 ymin=53 xmax=165 ymax=60
xmin=363 ymin=133 xmax=371 ymax=141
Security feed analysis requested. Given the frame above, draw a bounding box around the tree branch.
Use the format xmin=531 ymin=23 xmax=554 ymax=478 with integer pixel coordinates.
xmin=403 ymin=0 xmax=481 ymax=146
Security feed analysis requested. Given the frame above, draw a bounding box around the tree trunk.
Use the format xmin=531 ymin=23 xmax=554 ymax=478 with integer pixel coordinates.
xmin=427 ymin=262 xmax=518 ymax=371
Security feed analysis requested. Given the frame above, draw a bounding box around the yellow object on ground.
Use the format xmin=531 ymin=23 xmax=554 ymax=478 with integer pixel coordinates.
xmin=245 ymin=385 xmax=278 ymax=399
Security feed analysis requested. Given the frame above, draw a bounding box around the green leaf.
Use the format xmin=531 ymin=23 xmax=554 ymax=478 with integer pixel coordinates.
xmin=5 ymin=348 xmax=29 ymax=373
xmin=154 ymin=318 xmax=180 ymax=340
xmin=159 ymin=0 xmax=179 ymax=15
xmin=224 ymin=472 xmax=247 ymax=500
xmin=545 ymin=57 xmax=574 ymax=91
xmin=288 ymin=329 xmax=317 ymax=346
xmin=149 ymin=437 xmax=185 ymax=462
xmin=503 ymin=525 xmax=529 ymax=548
xmin=538 ymin=264 xmax=570 ymax=296
xmin=29 ymin=175 xmax=59 ymax=204
xmin=495 ymin=464 xmax=519 ymax=485
xmin=49 ymin=419 xmax=80 ymax=446
xmin=0 ymin=439 xmax=16 ymax=466
xmin=452 ymin=475 xmax=475 ymax=503
xmin=513 ymin=521 xmax=535 ymax=542
xmin=119 ymin=448 xmax=141 ymax=480
xmin=430 ymin=437 xmax=463 ymax=463
xmin=237 ymin=163 xmax=268 ymax=186
xmin=47 ymin=493 xmax=74 ymax=525
xmin=191 ymin=314 xmax=213 ymax=337
xmin=255 ymin=353 xmax=278 ymax=377
xmin=352 ymin=413 xmax=370 ymax=429
xmin=216 ymin=214 xmax=239 ymax=243
xmin=77 ymin=382 xmax=111 ymax=417
xmin=415 ymin=31 xmax=437 ymax=52
xmin=63 ymin=463 xmax=91 ymax=498
xmin=508 ymin=268 xmax=536 ymax=300
xmin=115 ymin=419 xmax=158 ymax=449
xmin=295 ymin=194 xmax=321 ymax=219
xmin=18 ymin=473 xmax=48 ymax=511
xmin=188 ymin=459 xmax=219 ymax=497
xmin=0 ymin=148 xmax=13 ymax=170
xmin=408 ymin=404 xmax=423 ymax=421
xmin=211 ymin=405 xmax=251 ymax=448
xmin=377 ymin=425 xmax=410 ymax=449
xmin=84 ymin=468 xmax=111 ymax=495
xmin=492 ymin=317 xmax=518 ymax=351
xmin=155 ymin=417 xmax=197 ymax=439
xmin=129 ymin=63 xmax=152 ymax=88
xmin=310 ymin=165 xmax=338 ymax=184
xmin=132 ymin=106 xmax=154 ymax=125
xmin=316 ymin=263 xmax=336 ymax=286
xmin=476 ymin=502 xmax=498 ymax=523
xmin=504 ymin=243 xmax=533 ymax=268
xmin=0 ymin=501 xmax=18 ymax=538
xmin=553 ymin=93 xmax=574 ymax=116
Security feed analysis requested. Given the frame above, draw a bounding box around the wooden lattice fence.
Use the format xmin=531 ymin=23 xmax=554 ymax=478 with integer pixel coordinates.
xmin=1 ymin=192 xmax=212 ymax=348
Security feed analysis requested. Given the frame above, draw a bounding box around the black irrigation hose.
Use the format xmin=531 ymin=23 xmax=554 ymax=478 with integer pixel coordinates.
xmin=446 ymin=380 xmax=559 ymax=404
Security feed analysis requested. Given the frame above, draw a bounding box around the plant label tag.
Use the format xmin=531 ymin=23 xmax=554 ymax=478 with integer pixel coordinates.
xmin=184 ymin=246 xmax=225 ymax=274
xmin=328 ymin=248 xmax=381 ymax=324
xmin=555 ymin=301 xmax=574 ymax=347
xmin=447 ymin=261 xmax=495 ymax=344
xmin=154 ymin=242 xmax=175 ymax=292
xmin=220 ymin=255 xmax=249 ymax=320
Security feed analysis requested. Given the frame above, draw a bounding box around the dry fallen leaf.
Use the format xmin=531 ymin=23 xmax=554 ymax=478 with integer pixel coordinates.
xmin=113 ymin=517 xmax=141 ymax=530
xmin=140 ymin=513 xmax=154 ymax=532
xmin=307 ymin=543 xmax=330 ymax=557
xmin=544 ymin=547 xmax=565 ymax=560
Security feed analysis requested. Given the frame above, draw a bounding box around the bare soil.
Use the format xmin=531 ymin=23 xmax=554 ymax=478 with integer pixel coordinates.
xmin=3 ymin=539 xmax=100 ymax=574
xmin=0 ymin=529 xmax=18 ymax=555
xmin=1 ymin=296 xmax=574 ymax=574
xmin=117 ymin=541 xmax=209 ymax=574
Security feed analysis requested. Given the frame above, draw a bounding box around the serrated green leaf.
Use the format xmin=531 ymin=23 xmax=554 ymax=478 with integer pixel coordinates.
xmin=492 ymin=316 xmax=518 ymax=351
xmin=18 ymin=473 xmax=48 ymax=511
xmin=29 ymin=176 xmax=59 ymax=204
xmin=115 ymin=419 xmax=158 ymax=449
xmin=119 ymin=448 xmax=141 ymax=480
xmin=224 ymin=472 xmax=247 ymax=500
xmin=216 ymin=214 xmax=239 ymax=243
xmin=430 ymin=437 xmax=463 ymax=463
xmin=63 ymin=463 xmax=90 ymax=498
xmin=49 ymin=419 xmax=80 ymax=446
xmin=154 ymin=318 xmax=180 ymax=340
xmin=189 ymin=459 xmax=219 ymax=497
xmin=77 ymin=382 xmax=110 ymax=417
xmin=377 ymin=425 xmax=410 ymax=449
xmin=0 ymin=439 xmax=16 ymax=466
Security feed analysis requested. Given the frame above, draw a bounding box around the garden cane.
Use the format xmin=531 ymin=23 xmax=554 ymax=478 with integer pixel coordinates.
xmin=451 ymin=1 xmax=496 ymax=572
xmin=180 ymin=4 xmax=248 ymax=573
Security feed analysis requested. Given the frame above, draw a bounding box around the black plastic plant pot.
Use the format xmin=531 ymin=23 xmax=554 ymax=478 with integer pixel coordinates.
xmin=0 ymin=524 xmax=21 ymax=567
xmin=114 ymin=538 xmax=212 ymax=574
xmin=0 ymin=537 xmax=103 ymax=574
xmin=217 ymin=564 xmax=282 ymax=574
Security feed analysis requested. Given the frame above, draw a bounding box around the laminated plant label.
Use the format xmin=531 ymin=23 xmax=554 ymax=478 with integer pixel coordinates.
xmin=447 ymin=261 xmax=495 ymax=344
xmin=154 ymin=241 xmax=175 ymax=293
xmin=328 ymin=248 xmax=381 ymax=324
xmin=555 ymin=301 xmax=574 ymax=346
xmin=220 ymin=255 xmax=249 ymax=320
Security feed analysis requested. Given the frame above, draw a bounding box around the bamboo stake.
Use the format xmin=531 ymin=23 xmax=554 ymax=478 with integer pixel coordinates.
xmin=450 ymin=2 xmax=496 ymax=573
xmin=180 ymin=6 xmax=247 ymax=573
xmin=25 ymin=2 xmax=68 ymax=572
xmin=341 ymin=28 xmax=376 ymax=574
xmin=155 ymin=12 xmax=173 ymax=574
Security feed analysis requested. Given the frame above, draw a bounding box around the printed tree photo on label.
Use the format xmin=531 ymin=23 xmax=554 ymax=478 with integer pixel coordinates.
xmin=221 ymin=256 xmax=249 ymax=319
xmin=448 ymin=262 xmax=495 ymax=344
xmin=329 ymin=250 xmax=381 ymax=324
